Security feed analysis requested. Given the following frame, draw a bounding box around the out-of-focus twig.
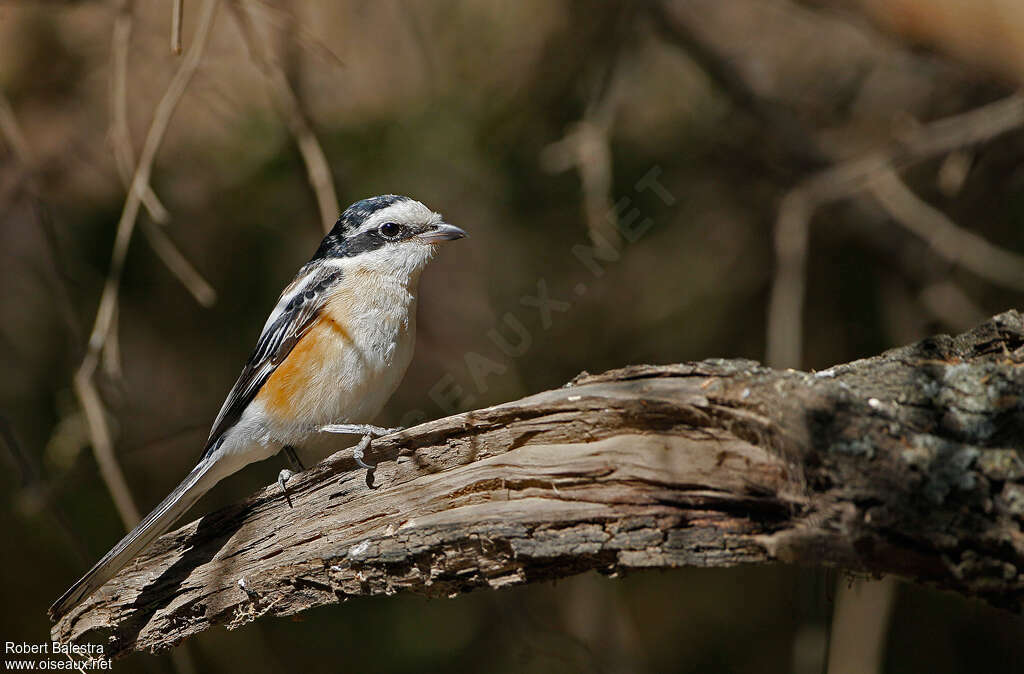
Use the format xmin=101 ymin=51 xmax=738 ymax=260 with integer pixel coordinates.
xmin=541 ymin=114 xmax=620 ymax=250
xmin=0 ymin=94 xmax=32 ymax=165
xmin=172 ymin=0 xmax=184 ymax=55
xmin=869 ymin=167 xmax=1024 ymax=291
xmin=228 ymin=0 xmax=339 ymax=233
xmin=245 ymin=0 xmax=344 ymax=70
xmin=766 ymin=189 xmax=811 ymax=368
xmin=540 ymin=7 xmax=632 ymax=249
xmin=919 ymin=281 xmax=988 ymax=331
xmin=72 ymin=369 xmax=139 ymax=526
xmin=785 ymin=95 xmax=1024 ymax=208
xmin=144 ymin=229 xmax=217 ymax=305
xmin=1 ymin=85 xmax=121 ymax=557
xmin=111 ymin=0 xmax=170 ymax=225
xmin=86 ymin=0 xmax=219 ymax=362
xmin=647 ymin=1 xmax=829 ymax=173
xmin=0 ymin=415 xmax=88 ymax=565
xmin=937 ymin=149 xmax=972 ymax=197
xmin=649 ymin=0 xmax=1024 ymax=368
xmin=648 ymin=0 xmax=824 ymax=369
xmin=766 ymin=93 xmax=1024 ymax=368
xmin=2 ymin=89 xmax=90 ymax=475
xmin=826 ymin=577 xmax=898 ymax=674
xmin=77 ymin=0 xmax=220 ymax=530
xmin=6 ymin=33 xmax=199 ymax=674
xmin=110 ymin=0 xmax=216 ymax=314
xmin=1 ymin=90 xmax=85 ymax=360
xmin=101 ymin=304 xmax=122 ymax=380
xmin=140 ymin=219 xmax=217 ymax=306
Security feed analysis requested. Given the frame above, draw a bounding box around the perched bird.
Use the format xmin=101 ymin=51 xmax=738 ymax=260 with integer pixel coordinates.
xmin=49 ymin=195 xmax=466 ymax=620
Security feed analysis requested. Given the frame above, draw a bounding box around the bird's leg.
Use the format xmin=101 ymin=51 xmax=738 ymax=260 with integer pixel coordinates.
xmin=316 ymin=424 xmax=403 ymax=470
xmin=277 ymin=444 xmax=305 ymax=507
xmin=282 ymin=445 xmax=305 ymax=471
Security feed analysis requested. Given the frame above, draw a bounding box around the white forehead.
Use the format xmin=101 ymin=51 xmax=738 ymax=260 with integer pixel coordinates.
xmin=354 ymin=199 xmax=442 ymax=234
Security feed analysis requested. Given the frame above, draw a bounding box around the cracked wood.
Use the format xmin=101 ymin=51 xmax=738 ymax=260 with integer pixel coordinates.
xmin=51 ymin=311 xmax=1024 ymax=657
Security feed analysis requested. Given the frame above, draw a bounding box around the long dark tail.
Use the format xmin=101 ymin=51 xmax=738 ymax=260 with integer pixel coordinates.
xmin=49 ymin=457 xmax=220 ymax=621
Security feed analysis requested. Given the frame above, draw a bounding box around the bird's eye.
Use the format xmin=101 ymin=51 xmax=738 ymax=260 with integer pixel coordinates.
xmin=378 ymin=222 xmax=402 ymax=239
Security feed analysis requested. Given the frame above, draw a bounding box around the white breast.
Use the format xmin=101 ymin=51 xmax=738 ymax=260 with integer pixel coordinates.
xmin=319 ymin=274 xmax=418 ymax=425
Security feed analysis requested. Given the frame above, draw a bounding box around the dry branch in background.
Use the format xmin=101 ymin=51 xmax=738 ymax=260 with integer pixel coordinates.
xmin=652 ymin=0 xmax=1024 ymax=371
xmin=228 ymin=0 xmax=340 ymax=234
xmin=110 ymin=0 xmax=216 ymax=312
xmin=52 ymin=311 xmax=1024 ymax=658
xmin=541 ymin=6 xmax=633 ymax=251
xmin=651 ymin=2 xmax=1024 ymax=371
xmin=764 ymin=93 xmax=1024 ymax=369
xmin=73 ymin=0 xmax=220 ymax=531
xmin=171 ymin=0 xmax=184 ymax=56
xmin=111 ymin=0 xmax=170 ymax=227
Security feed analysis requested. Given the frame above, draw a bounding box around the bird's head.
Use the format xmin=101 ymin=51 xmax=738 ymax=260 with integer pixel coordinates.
xmin=311 ymin=195 xmax=466 ymax=280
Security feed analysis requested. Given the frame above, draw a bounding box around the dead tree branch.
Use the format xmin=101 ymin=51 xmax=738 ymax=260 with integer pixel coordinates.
xmin=51 ymin=311 xmax=1024 ymax=657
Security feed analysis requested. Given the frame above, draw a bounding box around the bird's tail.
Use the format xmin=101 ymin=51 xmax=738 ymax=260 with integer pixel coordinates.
xmin=48 ymin=457 xmax=222 ymax=621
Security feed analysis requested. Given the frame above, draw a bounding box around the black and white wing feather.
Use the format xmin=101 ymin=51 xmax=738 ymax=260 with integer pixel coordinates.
xmin=203 ymin=266 xmax=342 ymax=455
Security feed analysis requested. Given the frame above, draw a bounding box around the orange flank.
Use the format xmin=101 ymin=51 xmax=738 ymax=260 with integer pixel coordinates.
xmin=320 ymin=313 xmax=351 ymax=341
xmin=258 ymin=315 xmax=351 ymax=418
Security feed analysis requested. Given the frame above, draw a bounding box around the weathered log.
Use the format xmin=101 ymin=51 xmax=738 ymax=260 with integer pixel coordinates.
xmin=51 ymin=311 xmax=1024 ymax=657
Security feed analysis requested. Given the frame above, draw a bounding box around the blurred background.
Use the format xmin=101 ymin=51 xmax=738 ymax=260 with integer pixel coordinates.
xmin=3 ymin=0 xmax=1024 ymax=672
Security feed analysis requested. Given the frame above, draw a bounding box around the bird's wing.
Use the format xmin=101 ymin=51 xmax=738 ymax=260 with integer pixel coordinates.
xmin=203 ymin=265 xmax=342 ymax=456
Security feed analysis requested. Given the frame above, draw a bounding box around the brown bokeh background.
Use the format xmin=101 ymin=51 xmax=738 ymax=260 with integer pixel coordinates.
xmin=3 ymin=1 xmax=1024 ymax=672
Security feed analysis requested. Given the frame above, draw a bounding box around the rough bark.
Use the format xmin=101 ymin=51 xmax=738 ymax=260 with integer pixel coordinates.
xmin=51 ymin=311 xmax=1024 ymax=657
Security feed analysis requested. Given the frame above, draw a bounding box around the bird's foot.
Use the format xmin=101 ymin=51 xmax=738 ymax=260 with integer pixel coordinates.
xmin=352 ymin=435 xmax=381 ymax=489
xmin=277 ymin=445 xmax=304 ymax=507
xmin=278 ymin=469 xmax=295 ymax=508
xmin=317 ymin=423 xmax=403 ymax=438
xmin=352 ymin=434 xmax=375 ymax=470
xmin=282 ymin=445 xmax=305 ymax=471
xmin=315 ymin=424 xmax=401 ymax=484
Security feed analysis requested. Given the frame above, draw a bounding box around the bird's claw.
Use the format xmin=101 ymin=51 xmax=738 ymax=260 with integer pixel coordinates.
xmin=278 ymin=469 xmax=295 ymax=507
xmin=352 ymin=434 xmax=375 ymax=470
xmin=314 ymin=423 xmax=400 ymax=479
xmin=316 ymin=424 xmax=405 ymax=472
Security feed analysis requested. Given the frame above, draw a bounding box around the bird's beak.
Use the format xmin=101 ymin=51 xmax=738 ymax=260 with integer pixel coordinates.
xmin=416 ymin=223 xmax=467 ymax=244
